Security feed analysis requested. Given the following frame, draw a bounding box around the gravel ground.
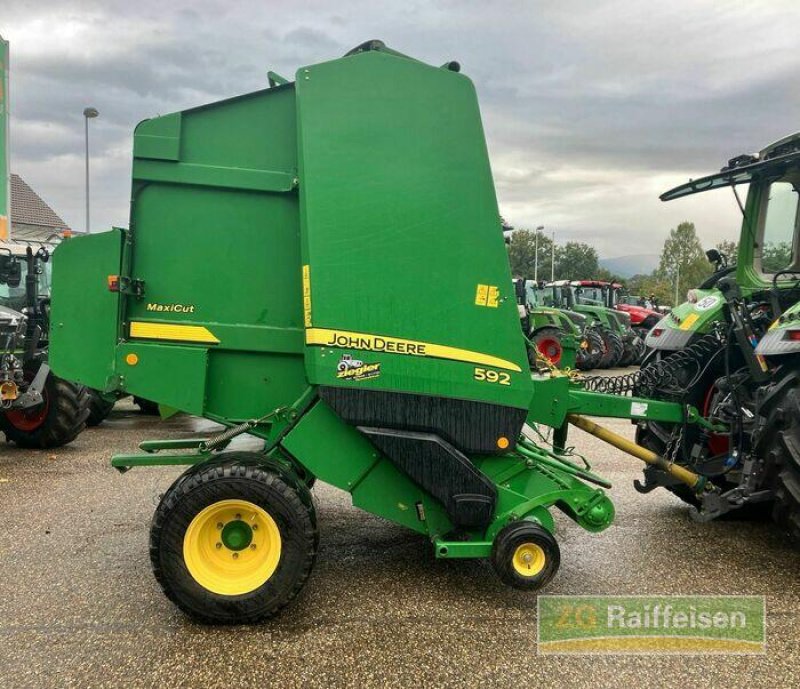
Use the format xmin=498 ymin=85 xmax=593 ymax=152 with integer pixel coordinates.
xmin=1 ymin=393 xmax=799 ymax=689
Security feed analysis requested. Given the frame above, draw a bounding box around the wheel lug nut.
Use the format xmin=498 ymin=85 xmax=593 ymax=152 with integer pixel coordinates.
xmin=252 ymin=524 xmax=258 ymax=531
xmin=215 ymin=542 xmax=222 ymax=549
xmin=250 ymin=544 xmax=256 ymax=550
xmin=235 ymin=514 xmax=241 ymax=520
xmin=233 ymin=552 xmax=239 ymax=559
xmin=216 ymin=522 xmax=223 ymax=530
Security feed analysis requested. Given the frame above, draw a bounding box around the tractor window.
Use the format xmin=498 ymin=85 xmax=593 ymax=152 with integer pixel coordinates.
xmin=524 ymin=282 xmax=538 ymax=309
xmin=760 ymin=179 xmax=799 ymax=273
xmin=576 ymin=287 xmax=604 ymax=305
xmin=0 ymin=259 xmax=52 ymax=311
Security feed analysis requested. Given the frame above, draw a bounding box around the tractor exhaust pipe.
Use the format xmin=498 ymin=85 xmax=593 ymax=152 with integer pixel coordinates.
xmin=566 ymin=414 xmax=709 ymax=493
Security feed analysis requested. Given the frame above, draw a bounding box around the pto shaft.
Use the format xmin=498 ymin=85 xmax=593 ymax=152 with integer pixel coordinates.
xmin=566 ymin=414 xmax=707 ymax=493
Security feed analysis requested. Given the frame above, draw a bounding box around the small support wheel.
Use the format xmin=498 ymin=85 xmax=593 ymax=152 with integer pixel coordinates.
xmin=150 ymin=460 xmax=317 ymax=624
xmin=491 ymin=521 xmax=560 ymax=590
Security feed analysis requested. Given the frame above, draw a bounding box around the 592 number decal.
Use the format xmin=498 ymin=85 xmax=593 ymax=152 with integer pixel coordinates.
xmin=473 ymin=367 xmax=511 ymax=385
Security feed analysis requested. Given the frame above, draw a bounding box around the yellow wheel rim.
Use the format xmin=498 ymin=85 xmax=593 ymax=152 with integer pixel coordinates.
xmin=512 ymin=542 xmax=546 ymax=577
xmin=183 ymin=499 xmax=282 ymax=596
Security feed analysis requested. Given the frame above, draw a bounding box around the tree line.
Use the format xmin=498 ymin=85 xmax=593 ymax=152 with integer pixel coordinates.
xmin=505 ymin=221 xmax=754 ymax=306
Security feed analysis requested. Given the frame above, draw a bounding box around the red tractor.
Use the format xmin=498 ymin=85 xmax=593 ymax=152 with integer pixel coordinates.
xmin=606 ymin=283 xmax=662 ymax=341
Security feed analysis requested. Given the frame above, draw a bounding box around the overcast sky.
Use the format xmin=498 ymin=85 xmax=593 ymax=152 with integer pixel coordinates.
xmin=2 ymin=0 xmax=799 ymax=258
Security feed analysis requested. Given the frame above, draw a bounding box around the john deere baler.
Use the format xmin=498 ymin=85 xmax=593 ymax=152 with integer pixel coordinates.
xmin=49 ymin=41 xmax=710 ymax=624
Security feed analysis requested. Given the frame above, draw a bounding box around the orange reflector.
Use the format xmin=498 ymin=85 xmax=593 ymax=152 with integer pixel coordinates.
xmin=497 ymin=436 xmax=510 ymax=450
xmin=125 ymin=353 xmax=139 ymax=366
xmin=107 ymin=275 xmax=120 ymax=292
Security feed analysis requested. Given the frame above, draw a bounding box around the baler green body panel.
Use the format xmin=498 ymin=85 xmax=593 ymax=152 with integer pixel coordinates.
xmin=295 ymin=52 xmax=530 ymax=408
xmin=49 ymin=230 xmax=122 ymax=393
xmin=122 ymin=86 xmax=305 ymax=420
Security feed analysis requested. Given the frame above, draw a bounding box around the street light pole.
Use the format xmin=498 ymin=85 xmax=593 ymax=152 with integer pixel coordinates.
xmin=551 ymin=230 xmax=555 ymax=281
xmin=534 ymin=225 xmax=544 ymax=282
xmin=83 ymin=107 xmax=99 ymax=233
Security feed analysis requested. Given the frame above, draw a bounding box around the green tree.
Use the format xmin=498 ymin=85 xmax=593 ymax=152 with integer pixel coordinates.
xmin=763 ymin=241 xmax=793 ymax=272
xmin=553 ymin=242 xmax=600 ymax=281
xmin=506 ymin=228 xmax=553 ymax=279
xmin=657 ymin=221 xmax=711 ymax=303
xmin=715 ymin=239 xmax=738 ymax=264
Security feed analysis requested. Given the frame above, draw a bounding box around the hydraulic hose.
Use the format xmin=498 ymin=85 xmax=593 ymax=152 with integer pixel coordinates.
xmin=567 ymin=414 xmax=709 ymax=493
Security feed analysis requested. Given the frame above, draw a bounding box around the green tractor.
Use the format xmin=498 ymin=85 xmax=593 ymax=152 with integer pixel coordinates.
xmin=47 ymin=41 xmax=740 ymax=623
xmin=0 ymin=241 xmax=89 ymax=447
xmin=542 ymin=280 xmax=637 ymax=367
xmin=607 ymin=131 xmax=800 ymax=535
xmin=513 ymin=277 xmax=603 ymax=370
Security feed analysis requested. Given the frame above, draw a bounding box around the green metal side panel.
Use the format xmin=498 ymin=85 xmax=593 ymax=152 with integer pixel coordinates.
xmin=295 ymin=51 xmax=532 ymax=409
xmin=280 ymin=400 xmax=453 ymax=535
xmin=49 ymin=231 xmax=123 ymax=391
xmin=116 ymin=85 xmax=306 ymax=417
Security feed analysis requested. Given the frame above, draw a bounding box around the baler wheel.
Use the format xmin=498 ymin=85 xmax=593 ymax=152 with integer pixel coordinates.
xmin=150 ymin=461 xmax=317 ymax=624
xmin=491 ymin=521 xmax=560 ymax=590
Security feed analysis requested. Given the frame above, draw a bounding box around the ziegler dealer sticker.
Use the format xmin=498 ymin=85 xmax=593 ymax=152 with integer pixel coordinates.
xmin=336 ymin=354 xmax=381 ymax=382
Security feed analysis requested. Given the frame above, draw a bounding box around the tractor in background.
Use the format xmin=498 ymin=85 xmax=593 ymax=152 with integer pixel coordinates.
xmin=609 ymin=131 xmax=800 ymax=537
xmin=513 ymin=277 xmax=603 ymax=370
xmin=606 ymin=282 xmax=662 ymax=345
xmin=542 ymin=280 xmax=639 ymax=367
xmin=0 ymin=241 xmax=88 ymax=447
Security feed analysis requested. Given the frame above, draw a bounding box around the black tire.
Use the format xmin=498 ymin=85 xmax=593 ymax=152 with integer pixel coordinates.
xmin=86 ymin=388 xmax=115 ymax=426
xmin=134 ymin=397 xmax=160 ymax=415
xmin=634 ymin=338 xmax=648 ymax=365
xmin=529 ymin=327 xmax=564 ymax=368
xmin=597 ymin=329 xmax=623 ymax=368
xmin=150 ymin=458 xmax=318 ymax=624
xmin=758 ymin=382 xmax=800 ymax=543
xmin=619 ymin=339 xmax=637 ymax=367
xmin=491 ymin=521 xmax=560 ymax=590
xmin=584 ymin=328 xmax=605 ymax=369
xmin=0 ymin=362 xmax=89 ymax=449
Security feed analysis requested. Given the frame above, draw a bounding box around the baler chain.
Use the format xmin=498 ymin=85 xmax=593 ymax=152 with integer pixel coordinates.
xmin=580 ymin=331 xmax=725 ymax=399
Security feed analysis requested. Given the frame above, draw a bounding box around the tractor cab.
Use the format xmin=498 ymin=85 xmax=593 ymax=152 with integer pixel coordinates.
xmin=648 ymin=131 xmax=800 ymax=354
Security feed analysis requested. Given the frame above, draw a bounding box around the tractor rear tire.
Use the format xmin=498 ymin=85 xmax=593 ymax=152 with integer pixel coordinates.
xmin=491 ymin=520 xmax=560 ymax=590
xmin=619 ymin=339 xmax=637 ymax=367
xmin=583 ymin=328 xmax=605 ymax=370
xmin=530 ymin=327 xmax=563 ymax=367
xmin=759 ymin=384 xmax=800 ymax=543
xmin=598 ymin=329 xmax=623 ymax=368
xmin=150 ymin=459 xmax=318 ymax=624
xmin=0 ymin=363 xmax=89 ymax=449
xmin=86 ymin=389 xmax=115 ymax=426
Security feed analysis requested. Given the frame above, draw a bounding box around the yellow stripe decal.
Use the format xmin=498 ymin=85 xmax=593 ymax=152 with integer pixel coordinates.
xmin=305 ymin=327 xmax=522 ymax=373
xmin=130 ymin=321 xmax=220 ymax=344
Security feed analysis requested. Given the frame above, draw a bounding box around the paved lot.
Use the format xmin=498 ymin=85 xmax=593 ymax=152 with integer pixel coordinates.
xmin=1 ymin=394 xmax=799 ymax=688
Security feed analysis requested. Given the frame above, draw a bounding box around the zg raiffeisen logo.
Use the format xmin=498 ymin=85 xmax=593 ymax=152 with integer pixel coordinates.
xmin=537 ymin=595 xmax=765 ymax=654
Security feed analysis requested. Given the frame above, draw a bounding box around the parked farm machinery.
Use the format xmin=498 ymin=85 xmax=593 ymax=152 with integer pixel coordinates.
xmin=47 ymin=42 xmax=769 ymax=623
